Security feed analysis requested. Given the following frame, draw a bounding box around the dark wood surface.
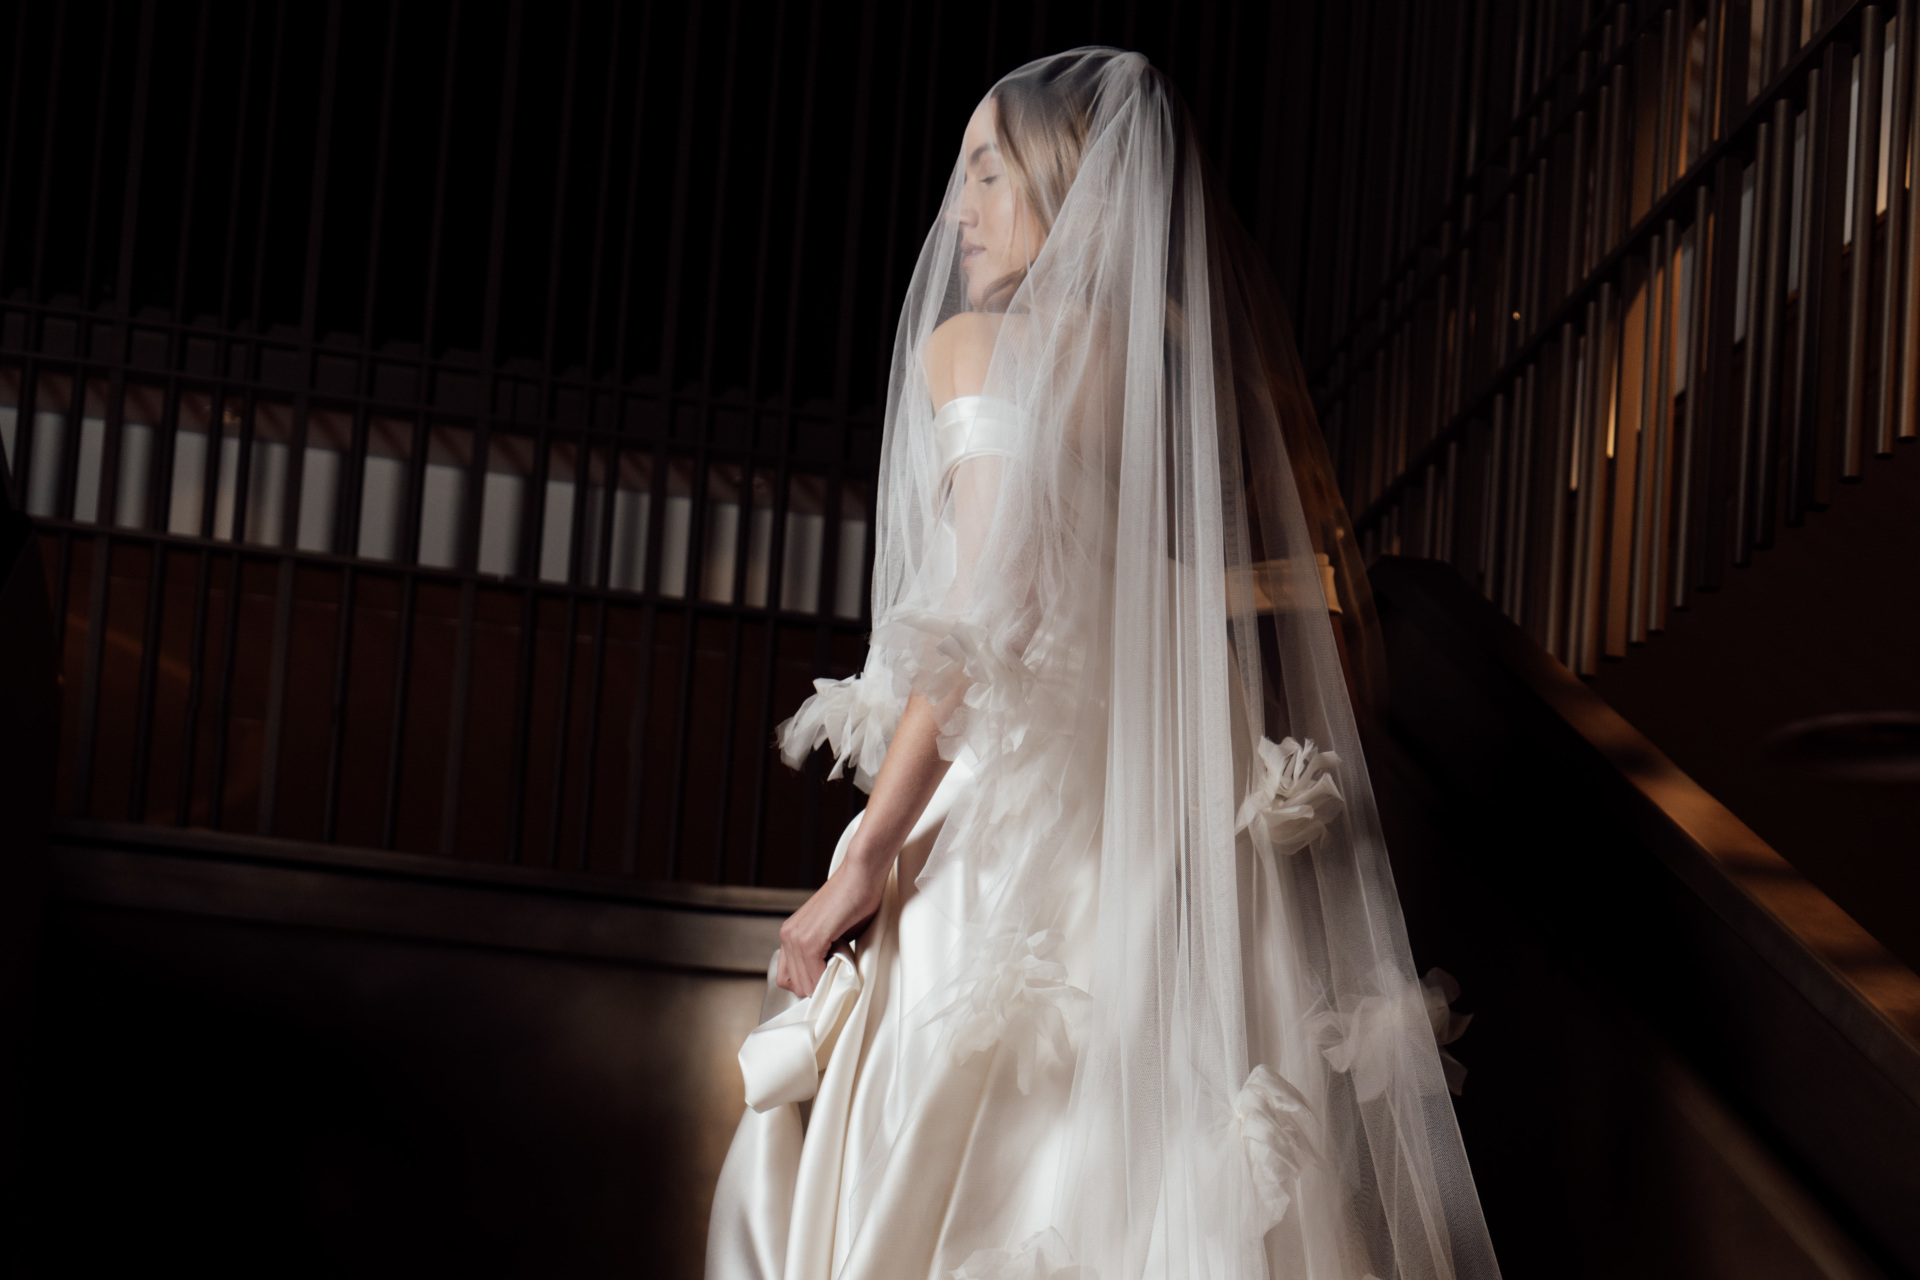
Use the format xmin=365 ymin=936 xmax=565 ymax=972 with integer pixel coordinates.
xmin=1373 ymin=553 xmax=1920 ymax=1279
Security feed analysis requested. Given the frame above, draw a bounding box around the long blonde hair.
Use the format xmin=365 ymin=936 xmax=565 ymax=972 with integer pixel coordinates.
xmin=992 ymin=64 xmax=1096 ymax=236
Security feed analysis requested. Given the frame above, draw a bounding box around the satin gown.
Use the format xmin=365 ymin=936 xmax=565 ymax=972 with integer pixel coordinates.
xmin=705 ymin=397 xmax=1100 ymax=1280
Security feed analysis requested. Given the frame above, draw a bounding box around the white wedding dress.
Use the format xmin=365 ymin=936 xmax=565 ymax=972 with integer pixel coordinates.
xmin=705 ymin=48 xmax=1499 ymax=1280
xmin=708 ymin=398 xmax=1101 ymax=1280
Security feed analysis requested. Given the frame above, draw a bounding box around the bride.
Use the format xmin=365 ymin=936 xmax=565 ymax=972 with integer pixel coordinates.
xmin=707 ymin=49 xmax=1500 ymax=1280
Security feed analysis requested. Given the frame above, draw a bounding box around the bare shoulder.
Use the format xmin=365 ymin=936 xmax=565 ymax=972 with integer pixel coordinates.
xmin=924 ymin=312 xmax=1002 ymax=408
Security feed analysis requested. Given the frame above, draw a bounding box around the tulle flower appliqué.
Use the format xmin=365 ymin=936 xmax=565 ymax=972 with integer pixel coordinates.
xmin=1235 ymin=736 xmax=1345 ymax=856
xmin=1310 ymin=968 xmax=1474 ymax=1101
xmin=952 ymin=1228 xmax=1091 ymax=1280
xmin=1419 ymin=967 xmax=1475 ymax=1096
xmin=935 ymin=928 xmax=1090 ymax=1093
xmin=1227 ymin=1064 xmax=1319 ymax=1232
xmin=775 ymin=672 xmax=902 ymax=792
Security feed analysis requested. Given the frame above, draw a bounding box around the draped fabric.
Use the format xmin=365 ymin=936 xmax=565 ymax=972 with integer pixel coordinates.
xmin=712 ymin=48 xmax=1500 ymax=1280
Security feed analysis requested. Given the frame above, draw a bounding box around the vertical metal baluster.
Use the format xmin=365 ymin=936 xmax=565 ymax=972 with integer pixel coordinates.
xmin=1498 ymin=185 xmax=1518 ymax=366
xmin=1608 ymin=62 xmax=1632 ymax=260
xmin=1451 ymin=207 xmax=1473 ymax=422
xmin=517 ymin=2 xmax=585 ymax=867
xmin=744 ymin=0 xmax=814 ymax=886
xmin=659 ymin=2 xmax=711 ymax=883
xmin=1603 ymin=227 xmax=1647 ymax=662
xmin=1507 ymin=365 xmax=1536 ymax=627
xmin=1480 ymin=392 xmax=1505 ymax=597
xmin=321 ymin=0 xmax=401 ymax=845
xmin=174 ymin=384 xmax=227 ymax=825
xmin=71 ymin=478 xmax=113 ymax=817
xmin=0 ymin=26 xmax=30 ymax=402
xmin=1510 ymin=0 xmax=1535 ymax=131
xmin=620 ymin=439 xmax=670 ymax=876
xmin=1593 ymin=281 xmax=1623 ymax=671
xmin=505 ymin=585 xmax=538 ymax=865
xmin=86 ymin=11 xmax=158 ymax=817
xmin=256 ymin=556 xmax=297 ymax=837
xmin=8 ymin=358 xmax=39 ymax=526
xmin=1898 ymin=7 xmax=1920 ymax=441
xmin=1592 ymin=80 xmax=1615 ymax=281
xmin=1649 ymin=217 xmax=1680 ymax=633
xmin=380 ymin=0 xmax=464 ymax=851
xmin=207 ymin=386 xmax=261 ymax=831
xmin=1327 ymin=0 xmax=1375 ymax=342
xmin=1842 ymin=7 xmax=1884 ymax=479
xmin=585 ymin=3 xmax=653 ymax=872
xmin=1376 ymin=3 xmax=1415 ymax=280
xmin=1733 ymin=145 xmax=1767 ymax=567
xmin=320 ymin=565 xmax=356 ymax=843
xmin=379 ymin=573 xmax=416 ymax=849
xmin=1673 ymin=184 xmax=1713 ymax=609
xmin=1442 ymin=438 xmax=1462 ymax=565
xmin=743 ymin=0 xmax=800 ymax=888
xmin=545 ymin=584 xmax=581 ymax=869
xmin=1877 ymin=0 xmax=1915 ymax=453
xmin=1544 ymin=323 xmax=1578 ymax=661
xmin=174 ymin=541 xmax=211 ymax=826
xmin=257 ymin=0 xmax=342 ymax=839
xmin=1752 ymin=98 xmax=1794 ymax=549
xmin=1567 ymin=109 xmax=1590 ymax=301
xmin=1655 ymin=8 xmax=1676 ymax=198
xmin=1789 ymin=59 xmax=1835 ymax=523
xmin=697 ymin=0 xmax=749 ymax=883
xmin=442 ymin=0 xmax=524 ymax=859
xmin=772 ymin=0 xmax=829 ymax=883
xmin=107 ymin=5 xmax=165 ymax=823
xmin=126 ymin=381 xmax=178 ymax=822
xmin=1570 ymin=290 xmax=1608 ymax=675
xmin=574 ymin=452 xmax=619 ymax=871
xmin=439 ymin=570 xmax=480 ymax=856
xmin=1698 ymin=157 xmax=1745 ymax=593
xmin=1629 ymin=237 xmax=1663 ymax=645
xmin=1712 ymin=0 xmax=1743 ymax=142
xmin=1530 ymin=158 xmax=1548 ymax=327
xmin=545 ymin=436 xmax=595 ymax=862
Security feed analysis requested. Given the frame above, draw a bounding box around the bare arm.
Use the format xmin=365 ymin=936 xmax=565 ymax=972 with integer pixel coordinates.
xmin=775 ymin=692 xmax=957 ymax=997
xmin=775 ymin=313 xmax=999 ymax=998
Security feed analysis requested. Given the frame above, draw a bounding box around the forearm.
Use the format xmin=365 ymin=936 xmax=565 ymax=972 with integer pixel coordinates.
xmin=844 ymin=693 xmax=956 ymax=874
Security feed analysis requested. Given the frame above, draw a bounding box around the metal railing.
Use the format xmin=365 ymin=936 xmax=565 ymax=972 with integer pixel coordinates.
xmin=0 ymin=341 xmax=877 ymax=885
xmin=1310 ymin=0 xmax=1914 ymax=676
xmin=0 ymin=0 xmax=1319 ymax=887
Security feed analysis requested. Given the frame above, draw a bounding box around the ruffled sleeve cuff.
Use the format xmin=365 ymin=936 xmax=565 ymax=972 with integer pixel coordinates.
xmin=774 ymin=672 xmax=905 ymax=793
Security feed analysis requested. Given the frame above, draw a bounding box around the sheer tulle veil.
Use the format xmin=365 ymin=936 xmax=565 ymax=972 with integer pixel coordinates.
xmin=776 ymin=48 xmax=1500 ymax=1280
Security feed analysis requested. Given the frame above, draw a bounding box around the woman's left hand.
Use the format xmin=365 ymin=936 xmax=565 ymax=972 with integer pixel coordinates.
xmin=775 ymin=851 xmax=890 ymax=998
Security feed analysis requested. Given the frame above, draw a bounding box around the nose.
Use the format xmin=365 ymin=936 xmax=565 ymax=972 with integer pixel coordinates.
xmin=948 ymin=184 xmax=977 ymax=228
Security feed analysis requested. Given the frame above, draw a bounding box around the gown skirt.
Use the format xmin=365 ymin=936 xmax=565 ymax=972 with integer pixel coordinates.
xmin=705 ymin=751 xmax=1102 ymax=1280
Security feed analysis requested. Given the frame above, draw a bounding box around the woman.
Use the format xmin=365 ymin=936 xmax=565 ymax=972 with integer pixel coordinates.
xmin=708 ymin=49 xmax=1499 ymax=1280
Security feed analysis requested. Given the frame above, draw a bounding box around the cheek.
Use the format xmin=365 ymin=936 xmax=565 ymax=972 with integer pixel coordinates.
xmin=987 ymin=190 xmax=1021 ymax=258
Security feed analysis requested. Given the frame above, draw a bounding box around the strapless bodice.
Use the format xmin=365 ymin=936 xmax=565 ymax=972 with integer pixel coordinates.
xmin=932 ymin=395 xmax=1020 ymax=490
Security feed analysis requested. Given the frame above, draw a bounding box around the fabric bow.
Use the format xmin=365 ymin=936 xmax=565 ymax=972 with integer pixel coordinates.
xmin=737 ymin=950 xmax=862 ymax=1112
xmin=1310 ymin=968 xmax=1474 ymax=1101
xmin=935 ymin=928 xmax=1090 ymax=1093
xmin=1235 ymin=736 xmax=1344 ymax=856
xmin=1228 ymin=1064 xmax=1319 ymax=1232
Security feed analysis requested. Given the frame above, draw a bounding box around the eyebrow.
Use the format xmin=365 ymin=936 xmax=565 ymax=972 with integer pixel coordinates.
xmin=967 ymin=142 xmax=997 ymax=165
